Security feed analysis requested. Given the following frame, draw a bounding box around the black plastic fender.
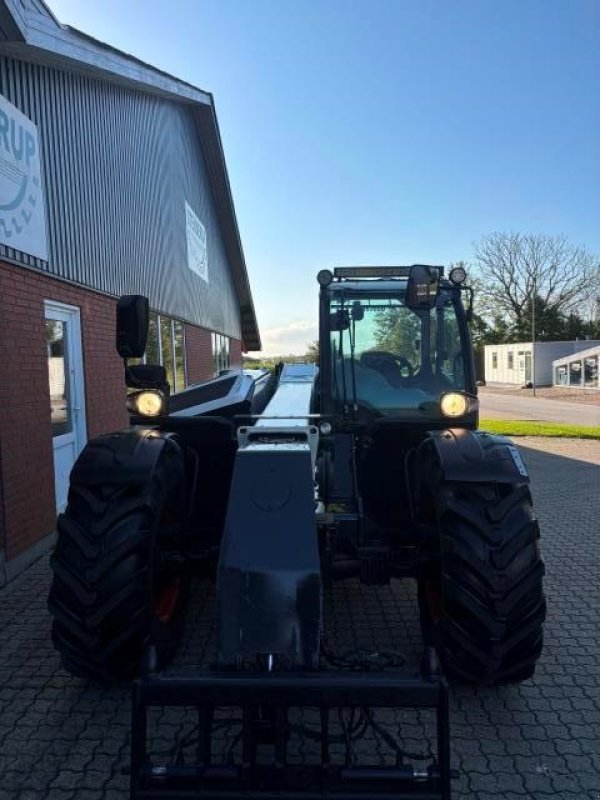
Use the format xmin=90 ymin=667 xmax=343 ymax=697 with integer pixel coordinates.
xmin=426 ymin=427 xmax=530 ymax=484
xmin=68 ymin=428 xmax=183 ymax=491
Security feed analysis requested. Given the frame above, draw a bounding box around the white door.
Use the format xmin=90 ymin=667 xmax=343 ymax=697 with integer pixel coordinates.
xmin=45 ymin=301 xmax=87 ymax=513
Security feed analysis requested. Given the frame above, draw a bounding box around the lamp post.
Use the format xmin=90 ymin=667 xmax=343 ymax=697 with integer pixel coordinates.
xmin=531 ymin=278 xmax=536 ymax=397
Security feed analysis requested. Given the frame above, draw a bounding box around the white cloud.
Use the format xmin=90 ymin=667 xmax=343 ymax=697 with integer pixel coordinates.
xmin=251 ymin=318 xmax=318 ymax=356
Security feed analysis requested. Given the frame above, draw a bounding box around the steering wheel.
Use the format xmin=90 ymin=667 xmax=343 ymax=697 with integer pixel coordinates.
xmin=360 ymin=350 xmax=414 ymax=385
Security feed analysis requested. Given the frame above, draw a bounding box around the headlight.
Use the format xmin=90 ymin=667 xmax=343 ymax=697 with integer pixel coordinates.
xmin=440 ymin=392 xmax=469 ymax=417
xmin=132 ymin=390 xmax=164 ymax=417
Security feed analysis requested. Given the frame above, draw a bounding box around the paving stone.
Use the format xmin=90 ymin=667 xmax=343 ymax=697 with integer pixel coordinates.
xmin=0 ymin=436 xmax=598 ymax=798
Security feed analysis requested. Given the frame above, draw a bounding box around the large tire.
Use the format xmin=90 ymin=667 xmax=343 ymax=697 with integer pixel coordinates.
xmin=418 ymin=481 xmax=545 ymax=685
xmin=48 ymin=436 xmax=187 ymax=683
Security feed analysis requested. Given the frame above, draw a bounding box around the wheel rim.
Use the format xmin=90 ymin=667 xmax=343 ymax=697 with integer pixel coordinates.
xmin=425 ymin=578 xmax=442 ymax=624
xmin=155 ymin=578 xmax=181 ymax=623
xmin=153 ymin=502 xmax=183 ymax=624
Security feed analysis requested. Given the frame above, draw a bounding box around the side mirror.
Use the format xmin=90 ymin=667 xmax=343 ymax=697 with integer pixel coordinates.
xmin=116 ymin=295 xmax=149 ymax=359
xmin=406 ymin=265 xmax=439 ymax=310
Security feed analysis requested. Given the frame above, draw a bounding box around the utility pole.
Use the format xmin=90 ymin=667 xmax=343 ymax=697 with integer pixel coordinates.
xmin=531 ymin=277 xmax=536 ymax=397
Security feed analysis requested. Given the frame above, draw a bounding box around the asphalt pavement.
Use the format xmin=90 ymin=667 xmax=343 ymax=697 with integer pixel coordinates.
xmin=479 ymin=391 xmax=600 ymax=425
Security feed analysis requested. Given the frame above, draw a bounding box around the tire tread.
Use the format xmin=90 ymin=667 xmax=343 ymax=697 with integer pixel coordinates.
xmin=421 ymin=479 xmax=545 ymax=685
xmin=48 ymin=437 xmax=184 ymax=683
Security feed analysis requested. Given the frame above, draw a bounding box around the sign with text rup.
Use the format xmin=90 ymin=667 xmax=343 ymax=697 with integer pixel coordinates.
xmin=0 ymin=94 xmax=48 ymax=260
xmin=185 ymin=201 xmax=208 ymax=283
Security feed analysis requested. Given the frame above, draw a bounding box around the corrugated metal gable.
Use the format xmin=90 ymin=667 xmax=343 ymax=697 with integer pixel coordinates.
xmin=0 ymin=55 xmax=241 ymax=339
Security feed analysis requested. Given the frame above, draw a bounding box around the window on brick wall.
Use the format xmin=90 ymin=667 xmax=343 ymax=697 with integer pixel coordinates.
xmin=160 ymin=316 xmax=175 ymax=390
xmin=173 ymin=321 xmax=185 ymax=392
xmin=143 ymin=312 xmax=187 ymax=393
xmin=507 ymin=351 xmax=514 ymax=370
xmin=212 ymin=333 xmax=230 ymax=375
xmin=492 ymin=352 xmax=498 ymax=369
xmin=146 ymin=313 xmax=160 ymax=365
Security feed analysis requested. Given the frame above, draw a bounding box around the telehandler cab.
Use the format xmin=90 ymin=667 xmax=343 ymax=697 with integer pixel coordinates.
xmin=49 ymin=264 xmax=545 ymax=800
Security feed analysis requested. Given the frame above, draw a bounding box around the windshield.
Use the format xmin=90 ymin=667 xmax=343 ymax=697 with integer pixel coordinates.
xmin=330 ymin=290 xmax=467 ymax=418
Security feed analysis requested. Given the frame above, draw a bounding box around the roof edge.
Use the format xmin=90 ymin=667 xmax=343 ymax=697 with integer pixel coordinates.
xmin=485 ymin=340 xmax=600 ymax=348
xmin=195 ymin=103 xmax=261 ymax=351
xmin=0 ymin=0 xmax=212 ymax=104
xmin=0 ymin=0 xmax=261 ymax=348
xmin=0 ymin=1 xmax=25 ymax=41
xmin=552 ymin=342 xmax=600 ymax=363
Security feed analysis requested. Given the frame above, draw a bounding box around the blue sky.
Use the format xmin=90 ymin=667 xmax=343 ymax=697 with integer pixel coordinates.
xmin=47 ymin=0 xmax=600 ymax=354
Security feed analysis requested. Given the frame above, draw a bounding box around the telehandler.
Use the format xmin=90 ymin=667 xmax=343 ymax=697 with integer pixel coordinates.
xmin=49 ymin=264 xmax=545 ymax=799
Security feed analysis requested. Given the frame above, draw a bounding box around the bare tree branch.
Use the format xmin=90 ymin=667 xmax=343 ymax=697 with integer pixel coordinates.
xmin=473 ymin=232 xmax=599 ymax=330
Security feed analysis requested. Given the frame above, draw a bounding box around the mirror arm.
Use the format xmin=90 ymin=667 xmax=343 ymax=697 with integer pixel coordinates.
xmin=465 ymin=286 xmax=474 ymax=322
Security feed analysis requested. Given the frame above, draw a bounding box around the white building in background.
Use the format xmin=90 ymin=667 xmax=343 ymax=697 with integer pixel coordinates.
xmin=484 ymin=341 xmax=600 ymax=386
xmin=553 ymin=344 xmax=600 ymax=390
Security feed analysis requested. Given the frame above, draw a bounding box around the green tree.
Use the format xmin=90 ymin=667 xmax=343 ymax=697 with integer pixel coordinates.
xmin=373 ymin=308 xmax=421 ymax=356
xmin=305 ymin=340 xmax=320 ymax=364
xmin=513 ymin=295 xmax=594 ymax=342
xmin=513 ymin=295 xmax=563 ymax=341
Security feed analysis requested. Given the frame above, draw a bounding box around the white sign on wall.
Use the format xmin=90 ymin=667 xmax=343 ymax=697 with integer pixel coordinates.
xmin=0 ymin=93 xmax=48 ymax=260
xmin=185 ymin=201 xmax=208 ymax=283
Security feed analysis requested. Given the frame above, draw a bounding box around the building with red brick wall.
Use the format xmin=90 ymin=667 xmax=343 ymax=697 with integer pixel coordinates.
xmin=0 ymin=1 xmax=260 ymax=584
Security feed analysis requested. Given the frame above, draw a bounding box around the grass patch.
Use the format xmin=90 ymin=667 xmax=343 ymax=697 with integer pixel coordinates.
xmin=480 ymin=419 xmax=600 ymax=439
